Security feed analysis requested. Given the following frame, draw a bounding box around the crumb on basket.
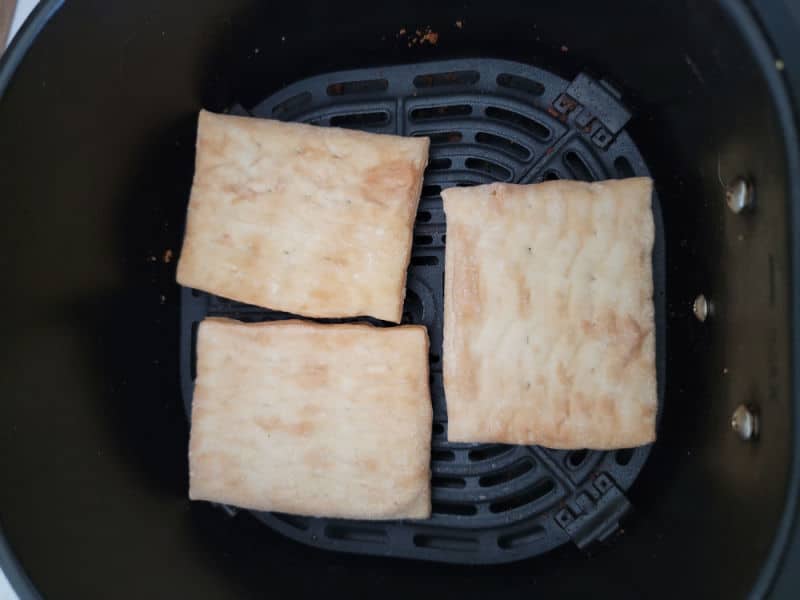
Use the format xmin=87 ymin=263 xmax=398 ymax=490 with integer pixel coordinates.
xmin=421 ymin=29 xmax=439 ymax=45
xmin=398 ymin=26 xmax=439 ymax=46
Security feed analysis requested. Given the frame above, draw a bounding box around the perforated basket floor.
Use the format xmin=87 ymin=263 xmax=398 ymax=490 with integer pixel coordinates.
xmin=180 ymin=58 xmax=665 ymax=564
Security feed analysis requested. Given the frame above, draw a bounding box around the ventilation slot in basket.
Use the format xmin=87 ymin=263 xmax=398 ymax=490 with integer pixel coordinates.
xmin=433 ymin=449 xmax=456 ymax=462
xmin=324 ymin=525 xmax=388 ymax=543
xmin=479 ymin=459 xmax=535 ymax=487
xmin=401 ymin=290 xmax=423 ymax=324
xmin=415 ymin=210 xmax=432 ymax=223
xmin=431 ymin=475 xmax=467 ymax=489
xmin=326 ymin=79 xmax=388 ymax=96
xmin=465 ymin=157 xmax=512 ymax=180
xmin=489 ymin=479 xmax=555 ymax=513
xmin=469 ymin=445 xmax=512 ymax=461
xmin=411 ymin=255 xmax=439 ymax=266
xmin=411 ymin=105 xmax=472 ymax=120
xmin=567 ymin=449 xmax=589 ymax=468
xmin=485 ymin=106 xmax=551 ymax=141
xmin=497 ymin=525 xmax=546 ymax=549
xmin=329 ymin=111 xmax=390 ymax=128
xmin=413 ymin=70 xmax=480 ymax=88
xmin=563 ymin=151 xmax=594 ymax=181
xmin=496 ymin=73 xmax=545 ymax=96
xmin=475 ymin=132 xmax=531 ymax=160
xmin=432 ymin=502 xmax=478 ymax=517
xmin=420 ymin=131 xmax=463 ymax=145
xmin=413 ymin=534 xmax=479 ymax=551
xmin=427 ymin=157 xmax=452 ymax=171
xmin=422 ymin=184 xmax=442 ymax=197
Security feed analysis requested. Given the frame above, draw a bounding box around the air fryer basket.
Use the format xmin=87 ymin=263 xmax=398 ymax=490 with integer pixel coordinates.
xmin=1 ymin=0 xmax=799 ymax=598
xmin=179 ymin=58 xmax=667 ymax=564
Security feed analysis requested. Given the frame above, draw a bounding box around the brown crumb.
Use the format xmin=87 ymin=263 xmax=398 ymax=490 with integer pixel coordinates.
xmin=455 ymin=20 xmax=463 ymax=29
xmin=422 ymin=31 xmax=438 ymax=45
xmin=398 ymin=27 xmax=406 ymax=36
xmin=163 ymin=249 xmax=174 ymax=263
xmin=403 ymin=25 xmax=439 ymax=47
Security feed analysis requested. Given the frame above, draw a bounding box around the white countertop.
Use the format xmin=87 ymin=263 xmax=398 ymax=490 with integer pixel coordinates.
xmin=4 ymin=0 xmax=36 ymax=49
xmin=2 ymin=4 xmax=36 ymax=600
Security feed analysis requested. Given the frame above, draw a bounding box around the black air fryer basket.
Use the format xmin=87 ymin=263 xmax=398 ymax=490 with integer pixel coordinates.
xmin=1 ymin=1 xmax=800 ymax=598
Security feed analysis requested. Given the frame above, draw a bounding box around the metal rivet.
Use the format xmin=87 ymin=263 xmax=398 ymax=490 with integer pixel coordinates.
xmin=693 ymin=294 xmax=710 ymax=322
xmin=726 ymin=177 xmax=754 ymax=214
xmin=731 ymin=404 xmax=759 ymax=441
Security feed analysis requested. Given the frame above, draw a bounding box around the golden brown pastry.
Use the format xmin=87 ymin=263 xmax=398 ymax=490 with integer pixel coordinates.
xmin=442 ymin=178 xmax=656 ymax=449
xmin=177 ymin=110 xmax=429 ymax=322
xmin=189 ymin=318 xmax=432 ymax=519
